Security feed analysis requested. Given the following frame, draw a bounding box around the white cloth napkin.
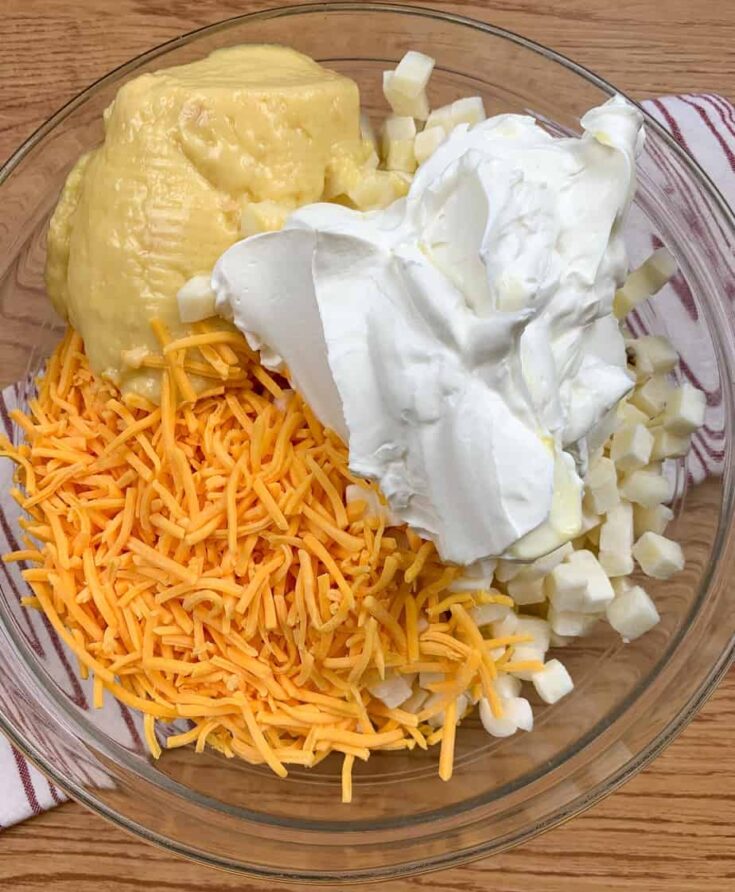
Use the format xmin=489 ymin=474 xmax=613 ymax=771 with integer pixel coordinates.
xmin=0 ymin=93 xmax=732 ymax=829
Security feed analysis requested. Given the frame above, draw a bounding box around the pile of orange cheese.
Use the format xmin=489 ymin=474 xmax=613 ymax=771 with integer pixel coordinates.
xmin=0 ymin=324 xmax=535 ymax=801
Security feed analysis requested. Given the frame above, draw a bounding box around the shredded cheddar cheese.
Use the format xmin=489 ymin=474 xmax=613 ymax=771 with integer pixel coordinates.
xmin=0 ymin=324 xmax=527 ymax=803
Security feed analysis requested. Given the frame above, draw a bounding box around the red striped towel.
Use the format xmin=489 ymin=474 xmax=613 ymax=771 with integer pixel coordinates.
xmin=0 ymin=93 xmax=732 ymax=829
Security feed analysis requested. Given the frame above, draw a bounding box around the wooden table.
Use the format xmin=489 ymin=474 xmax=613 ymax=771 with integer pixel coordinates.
xmin=1 ymin=1 xmax=733 ymax=889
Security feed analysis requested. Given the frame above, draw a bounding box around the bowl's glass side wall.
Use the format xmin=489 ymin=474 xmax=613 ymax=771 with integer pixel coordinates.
xmin=0 ymin=6 xmax=733 ymax=880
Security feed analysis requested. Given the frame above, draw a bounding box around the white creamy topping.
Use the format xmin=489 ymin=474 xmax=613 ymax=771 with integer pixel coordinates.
xmin=213 ymin=95 xmax=642 ymax=565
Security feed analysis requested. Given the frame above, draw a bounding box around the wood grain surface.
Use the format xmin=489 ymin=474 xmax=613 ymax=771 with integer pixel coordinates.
xmin=0 ymin=1 xmax=733 ymax=890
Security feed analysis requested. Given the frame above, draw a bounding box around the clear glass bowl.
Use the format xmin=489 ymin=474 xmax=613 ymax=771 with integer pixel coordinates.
xmin=0 ymin=2 xmax=733 ymax=882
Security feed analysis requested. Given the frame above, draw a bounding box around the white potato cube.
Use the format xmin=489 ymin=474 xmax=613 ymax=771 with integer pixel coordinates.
xmin=633 ymin=502 xmax=674 ymax=538
xmin=599 ymin=549 xmax=634 ymax=578
xmin=528 ymin=542 xmax=574 ymax=578
xmin=391 ymin=50 xmax=435 ymax=97
xmin=382 ymin=115 xmax=417 ymax=144
xmin=663 ymin=383 xmax=706 ymax=435
xmin=549 ymin=549 xmax=614 ymax=613
xmin=368 ymin=673 xmax=414 ymax=709
xmin=451 ymin=96 xmax=486 ymax=126
xmin=426 ymin=692 xmax=469 ymax=729
xmin=584 ymin=456 xmax=620 ymax=515
xmin=606 ymin=585 xmax=660 ymax=641
xmin=425 ymin=103 xmax=454 ymax=131
xmin=505 ymin=696 xmax=534 ymax=732
xmin=614 ymin=247 xmax=678 ymax=318
xmin=548 ymin=605 xmax=600 ymax=637
xmin=610 ymin=423 xmax=654 ymax=471
xmin=598 ymin=501 xmax=634 ymax=577
xmin=548 ymin=561 xmax=587 ymax=612
xmin=650 ymin=427 xmax=691 ymax=460
xmin=507 ymin=575 xmax=546 ymax=606
xmin=611 ymin=576 xmax=633 ymax=596
xmin=515 ymin=616 xmax=551 ymax=652
xmin=382 ymin=71 xmax=429 ymax=119
xmin=418 ymin=671 xmax=444 ymax=689
xmin=449 ymin=556 xmax=496 ymax=592
xmin=385 ymin=140 xmax=417 ymax=173
xmin=629 ymin=335 xmax=678 ymax=377
xmin=414 ymin=126 xmax=446 ymax=164
xmin=632 ymin=531 xmax=684 ymax=579
xmin=176 ymin=275 xmax=215 ymax=323
xmin=494 ymin=675 xmax=522 ymax=699
xmin=491 ymin=612 xmax=519 ymax=638
xmin=618 ymin=400 xmax=650 ymax=428
xmin=630 ymin=375 xmax=671 ymax=418
xmin=620 ymin=469 xmax=671 ymax=507
xmin=347 ymin=169 xmax=410 ymax=211
xmin=479 ymin=697 xmax=517 ymax=737
xmin=494 ymin=559 xmax=522 ymax=583
xmin=400 ymin=687 xmax=429 ymax=714
xmin=531 ymin=659 xmax=574 ymax=704
xmin=507 ymin=645 xmax=546 ymax=680
xmin=470 ymin=603 xmax=511 ymax=627
xmin=381 ymin=115 xmax=418 ymax=172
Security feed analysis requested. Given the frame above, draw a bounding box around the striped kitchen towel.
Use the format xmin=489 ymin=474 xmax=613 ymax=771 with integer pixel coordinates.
xmin=0 ymin=92 xmax=732 ymax=828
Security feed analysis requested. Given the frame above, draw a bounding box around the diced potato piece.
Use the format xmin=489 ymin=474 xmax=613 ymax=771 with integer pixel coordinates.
xmin=610 ymin=423 xmax=654 ymax=471
xmin=367 ymin=673 xmax=414 ymax=709
xmin=630 ymin=375 xmax=671 ymax=418
xmin=176 ymin=274 xmax=215 ymax=323
xmin=507 ymin=645 xmax=547 ymax=681
xmin=451 ymin=96 xmax=486 ymax=126
xmin=401 ymin=688 xmax=429 ymax=714
xmin=531 ymin=659 xmax=574 ymax=704
xmin=613 ymin=247 xmax=678 ymax=318
xmin=629 ymin=335 xmax=678 ymax=377
xmin=548 ymin=549 xmax=614 ymax=613
xmin=491 ymin=612 xmax=519 ymax=638
xmin=633 ymin=502 xmax=674 ymax=538
xmin=606 ymin=585 xmax=660 ymax=641
xmin=382 ymin=71 xmax=429 ymax=120
xmin=598 ymin=501 xmax=634 ymax=577
xmin=481 ymin=696 xmax=534 ymax=734
xmin=381 ymin=115 xmax=418 ymax=172
xmin=347 ymin=169 xmax=410 ymax=211
xmin=620 ymin=469 xmax=671 ymax=507
xmin=425 ymin=692 xmax=469 ymax=729
xmin=515 ymin=616 xmax=551 ymax=652
xmin=632 ymin=531 xmax=684 ymax=579
xmin=584 ymin=456 xmax=620 ymax=515
xmin=507 ymin=575 xmax=546 ymax=606
xmin=663 ymin=383 xmax=706 ymax=435
xmin=505 ymin=697 xmax=533 ymax=731
xmin=547 ymin=605 xmax=600 ymax=638
xmin=470 ymin=603 xmax=512 ymax=627
xmin=414 ymin=126 xmax=446 ymax=164
xmin=494 ymin=675 xmax=522 ymax=699
xmin=425 ymin=103 xmax=454 ymax=131
xmin=618 ymin=400 xmax=650 ymax=428
xmin=650 ymin=426 xmax=691 ymax=460
xmin=391 ymin=50 xmax=435 ymax=98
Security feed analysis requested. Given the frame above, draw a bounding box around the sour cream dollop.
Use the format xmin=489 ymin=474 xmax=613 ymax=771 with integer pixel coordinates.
xmin=213 ymin=95 xmax=642 ymax=565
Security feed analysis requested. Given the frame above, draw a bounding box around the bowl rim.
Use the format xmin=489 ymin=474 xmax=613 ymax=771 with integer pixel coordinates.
xmin=1 ymin=1 xmax=734 ymax=882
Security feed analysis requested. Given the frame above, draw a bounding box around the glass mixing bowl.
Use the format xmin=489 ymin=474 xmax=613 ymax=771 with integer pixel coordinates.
xmin=0 ymin=2 xmax=733 ymax=882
